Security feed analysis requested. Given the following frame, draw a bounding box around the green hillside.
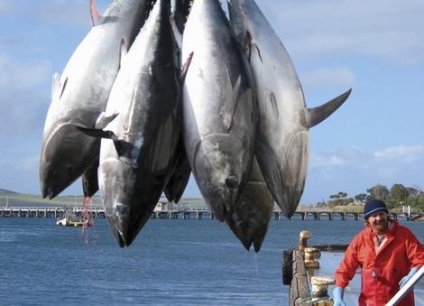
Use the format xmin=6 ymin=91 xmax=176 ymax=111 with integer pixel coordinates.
xmin=0 ymin=192 xmax=101 ymax=208
xmin=0 ymin=189 xmax=206 ymax=208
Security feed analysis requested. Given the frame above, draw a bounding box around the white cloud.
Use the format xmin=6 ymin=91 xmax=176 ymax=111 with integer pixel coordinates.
xmin=374 ymin=145 xmax=424 ymax=162
xmin=0 ymin=0 xmax=90 ymax=27
xmin=304 ymin=144 xmax=424 ymax=202
xmin=311 ymin=145 xmax=424 ymax=174
xmin=19 ymin=155 xmax=39 ymax=171
xmin=0 ymin=51 xmax=51 ymax=136
xmin=310 ymin=153 xmax=346 ymax=168
xmin=261 ymin=0 xmax=424 ymax=65
xmin=36 ymin=1 xmax=93 ymax=27
xmin=0 ymin=53 xmax=51 ymax=89
xmin=310 ymin=146 xmax=365 ymax=167
xmin=301 ymin=66 xmax=356 ymax=91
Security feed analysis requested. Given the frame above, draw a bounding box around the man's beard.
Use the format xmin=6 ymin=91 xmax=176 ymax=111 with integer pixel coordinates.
xmin=371 ymin=221 xmax=387 ymax=233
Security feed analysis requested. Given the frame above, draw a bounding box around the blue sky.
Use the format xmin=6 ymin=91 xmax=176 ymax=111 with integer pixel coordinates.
xmin=1 ymin=0 xmax=423 ymax=205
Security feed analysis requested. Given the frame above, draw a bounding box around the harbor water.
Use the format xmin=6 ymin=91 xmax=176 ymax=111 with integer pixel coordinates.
xmin=0 ymin=217 xmax=423 ymax=305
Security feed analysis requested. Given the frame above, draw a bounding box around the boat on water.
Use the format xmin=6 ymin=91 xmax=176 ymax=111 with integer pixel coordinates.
xmin=56 ymin=213 xmax=93 ymax=227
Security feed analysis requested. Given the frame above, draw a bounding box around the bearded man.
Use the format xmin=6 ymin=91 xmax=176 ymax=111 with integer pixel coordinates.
xmin=333 ymin=199 xmax=424 ymax=305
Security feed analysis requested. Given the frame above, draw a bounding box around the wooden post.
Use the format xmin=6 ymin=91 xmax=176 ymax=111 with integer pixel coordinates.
xmin=290 ymin=250 xmax=313 ymax=305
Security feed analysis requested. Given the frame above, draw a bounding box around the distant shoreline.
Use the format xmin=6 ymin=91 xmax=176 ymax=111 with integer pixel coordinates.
xmin=0 ymin=192 xmax=206 ymax=208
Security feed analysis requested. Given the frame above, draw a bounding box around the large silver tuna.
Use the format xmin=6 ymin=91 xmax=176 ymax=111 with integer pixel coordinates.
xmin=80 ymin=0 xmax=179 ymax=247
xmin=181 ymin=0 xmax=257 ymax=222
xmin=227 ymin=157 xmax=274 ymax=252
xmin=228 ymin=0 xmax=351 ymax=218
xmin=39 ymin=0 xmax=150 ymax=199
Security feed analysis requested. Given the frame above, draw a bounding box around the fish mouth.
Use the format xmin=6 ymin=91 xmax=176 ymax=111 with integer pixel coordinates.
xmin=106 ymin=202 xmax=146 ymax=247
xmin=99 ymin=159 xmax=162 ymax=247
xmin=104 ymin=198 xmax=152 ymax=247
xmin=99 ymin=160 xmax=137 ymax=247
xmin=227 ymin=181 xmax=274 ymax=252
xmin=227 ymin=211 xmax=270 ymax=252
xmin=40 ymin=124 xmax=99 ymax=198
xmin=42 ymin=187 xmax=61 ymax=200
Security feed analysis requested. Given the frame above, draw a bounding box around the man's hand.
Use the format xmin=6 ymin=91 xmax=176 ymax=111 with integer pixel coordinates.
xmin=399 ymin=267 xmax=419 ymax=288
xmin=333 ymin=286 xmax=346 ymax=306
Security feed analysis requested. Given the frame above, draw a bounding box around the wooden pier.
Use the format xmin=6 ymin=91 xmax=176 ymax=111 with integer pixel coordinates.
xmin=0 ymin=206 xmax=422 ymax=221
xmin=286 ymin=210 xmax=424 ymax=221
xmin=0 ymin=207 xmax=106 ymax=219
xmin=151 ymin=209 xmax=215 ymax=220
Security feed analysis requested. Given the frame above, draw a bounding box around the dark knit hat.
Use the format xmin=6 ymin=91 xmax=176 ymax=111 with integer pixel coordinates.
xmin=363 ymin=199 xmax=389 ymax=219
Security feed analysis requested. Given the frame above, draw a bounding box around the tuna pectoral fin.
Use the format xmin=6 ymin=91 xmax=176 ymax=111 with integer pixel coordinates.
xmin=76 ymin=126 xmax=133 ymax=158
xmin=307 ymin=88 xmax=352 ymax=128
xmin=95 ymin=111 xmax=119 ymax=129
xmin=76 ymin=126 xmax=118 ymax=141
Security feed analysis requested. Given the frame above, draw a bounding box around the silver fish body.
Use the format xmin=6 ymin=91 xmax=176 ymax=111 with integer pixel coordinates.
xmin=97 ymin=0 xmax=179 ymax=247
xmin=39 ymin=0 xmax=149 ymax=199
xmin=228 ymin=0 xmax=351 ymax=218
xmin=182 ymin=0 xmax=257 ymax=221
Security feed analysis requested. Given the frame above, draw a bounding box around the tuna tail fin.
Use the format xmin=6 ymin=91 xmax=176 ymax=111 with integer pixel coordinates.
xmin=306 ymin=88 xmax=352 ymax=129
xmin=89 ymin=0 xmax=102 ymax=27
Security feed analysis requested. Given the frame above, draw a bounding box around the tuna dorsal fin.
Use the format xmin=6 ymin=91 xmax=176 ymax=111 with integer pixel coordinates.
xmin=306 ymin=88 xmax=352 ymax=128
xmin=89 ymin=0 xmax=101 ymax=27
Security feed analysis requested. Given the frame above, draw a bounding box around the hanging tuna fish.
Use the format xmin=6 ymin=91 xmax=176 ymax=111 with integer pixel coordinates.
xmin=181 ymin=0 xmax=257 ymax=222
xmin=228 ymin=0 xmax=351 ymax=218
xmin=79 ymin=0 xmax=180 ymax=247
xmin=39 ymin=0 xmax=151 ymax=199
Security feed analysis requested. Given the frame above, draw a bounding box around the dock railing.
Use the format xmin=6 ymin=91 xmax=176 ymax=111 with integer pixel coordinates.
xmin=284 ymin=230 xmax=349 ymax=305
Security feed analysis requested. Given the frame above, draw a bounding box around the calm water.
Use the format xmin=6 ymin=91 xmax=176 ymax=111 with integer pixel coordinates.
xmin=0 ymin=217 xmax=423 ymax=305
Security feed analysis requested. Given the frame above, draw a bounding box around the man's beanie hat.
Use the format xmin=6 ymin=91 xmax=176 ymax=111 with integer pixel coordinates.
xmin=363 ymin=199 xmax=389 ymax=219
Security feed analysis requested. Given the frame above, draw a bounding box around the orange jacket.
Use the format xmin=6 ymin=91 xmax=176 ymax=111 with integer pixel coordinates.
xmin=335 ymin=220 xmax=424 ymax=305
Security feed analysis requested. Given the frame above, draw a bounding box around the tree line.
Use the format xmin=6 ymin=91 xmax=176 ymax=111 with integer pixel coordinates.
xmin=317 ymin=183 xmax=424 ymax=210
